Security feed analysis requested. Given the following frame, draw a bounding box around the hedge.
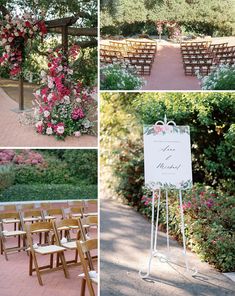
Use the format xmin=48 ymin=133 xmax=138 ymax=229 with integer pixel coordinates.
xmin=0 ymin=184 xmax=97 ymax=202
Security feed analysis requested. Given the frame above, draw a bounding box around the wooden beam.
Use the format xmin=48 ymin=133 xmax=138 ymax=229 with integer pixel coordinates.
xmin=62 ymin=26 xmax=68 ymax=52
xmin=47 ymin=27 xmax=97 ymax=36
xmin=75 ymin=39 xmax=97 ymax=48
xmin=45 ymin=13 xmax=91 ymax=28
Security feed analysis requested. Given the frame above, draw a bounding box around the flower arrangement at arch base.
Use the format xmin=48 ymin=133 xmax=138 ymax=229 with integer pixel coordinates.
xmin=33 ymin=46 xmax=96 ymax=140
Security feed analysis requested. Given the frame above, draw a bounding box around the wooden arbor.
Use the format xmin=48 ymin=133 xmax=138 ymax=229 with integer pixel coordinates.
xmin=0 ymin=6 xmax=97 ymax=111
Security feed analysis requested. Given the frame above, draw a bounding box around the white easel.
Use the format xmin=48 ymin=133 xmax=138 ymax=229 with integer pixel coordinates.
xmin=139 ymin=116 xmax=197 ymax=278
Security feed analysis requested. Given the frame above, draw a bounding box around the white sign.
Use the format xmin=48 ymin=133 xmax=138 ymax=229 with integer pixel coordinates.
xmin=144 ymin=124 xmax=193 ymax=190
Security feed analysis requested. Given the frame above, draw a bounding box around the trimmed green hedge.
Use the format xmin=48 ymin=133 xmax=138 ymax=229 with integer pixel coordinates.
xmin=0 ymin=184 xmax=97 ymax=202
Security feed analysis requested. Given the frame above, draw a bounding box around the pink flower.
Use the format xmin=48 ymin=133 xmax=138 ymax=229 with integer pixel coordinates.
xmin=71 ymin=107 xmax=85 ymax=120
xmin=54 ymin=123 xmax=65 ymax=135
xmin=74 ymin=131 xmax=81 ymax=137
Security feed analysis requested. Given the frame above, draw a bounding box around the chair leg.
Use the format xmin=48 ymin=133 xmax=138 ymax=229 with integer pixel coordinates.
xmin=81 ymin=278 xmax=86 ymax=296
xmin=1 ymin=237 xmax=8 ymax=261
xmin=75 ymin=249 xmax=78 ymax=263
xmin=59 ymin=252 xmax=69 ymax=279
xmin=32 ymin=252 xmax=43 ymax=286
xmin=29 ymin=252 xmax=33 ymax=276
xmin=50 ymin=253 xmax=54 ymax=269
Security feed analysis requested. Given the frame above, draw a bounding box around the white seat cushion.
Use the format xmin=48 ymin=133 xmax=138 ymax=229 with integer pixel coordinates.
xmin=61 ymin=241 xmax=76 ymax=249
xmin=3 ymin=230 xmax=26 ymax=236
xmin=2 ymin=219 xmax=21 ymax=224
xmin=35 ymin=245 xmax=66 ymax=255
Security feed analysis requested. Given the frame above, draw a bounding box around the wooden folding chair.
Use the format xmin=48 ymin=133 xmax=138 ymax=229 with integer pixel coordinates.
xmin=77 ymin=239 xmax=98 ymax=296
xmin=0 ymin=212 xmax=26 ymax=260
xmin=84 ymin=200 xmax=98 ymax=217
xmin=43 ymin=208 xmax=65 ymax=221
xmin=26 ymin=221 xmax=69 ymax=286
xmin=53 ymin=218 xmax=86 ymax=266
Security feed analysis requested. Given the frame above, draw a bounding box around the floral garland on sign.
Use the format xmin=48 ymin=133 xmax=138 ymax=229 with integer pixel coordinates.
xmin=33 ymin=46 xmax=95 ymax=140
xmin=0 ymin=13 xmax=47 ymax=76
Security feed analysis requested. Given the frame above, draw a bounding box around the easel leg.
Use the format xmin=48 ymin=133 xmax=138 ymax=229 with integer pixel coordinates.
xmin=154 ymin=188 xmax=161 ymax=252
xmin=179 ymin=190 xmax=189 ymax=271
xmin=139 ymin=190 xmax=155 ymax=278
xmin=166 ymin=190 xmax=170 ymax=252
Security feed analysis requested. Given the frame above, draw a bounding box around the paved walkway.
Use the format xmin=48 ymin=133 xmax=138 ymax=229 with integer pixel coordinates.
xmin=142 ymin=43 xmax=201 ymax=90
xmin=0 ymin=87 xmax=97 ymax=147
xmin=100 ymin=198 xmax=235 ymax=296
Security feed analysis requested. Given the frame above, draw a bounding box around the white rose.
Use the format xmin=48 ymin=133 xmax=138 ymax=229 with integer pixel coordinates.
xmin=14 ymin=32 xmax=19 ymax=37
xmin=41 ymin=70 xmax=46 ymax=77
xmin=76 ymin=98 xmax=81 ymax=103
xmin=33 ymin=26 xmax=38 ymax=31
xmin=43 ymin=110 xmax=50 ymax=118
xmin=48 ymin=93 xmax=53 ymax=101
xmin=68 ymin=69 xmax=73 ymax=75
xmin=5 ymin=24 xmax=11 ymax=30
xmin=8 ymin=37 xmax=13 ymax=43
xmin=57 ymin=65 xmax=63 ymax=72
xmin=5 ymin=45 xmax=10 ymax=52
xmin=46 ymin=127 xmax=53 ymax=135
xmin=1 ymin=38 xmax=7 ymax=45
xmin=48 ymin=80 xmax=54 ymax=88
xmin=36 ymin=89 xmax=41 ymax=96
xmin=5 ymin=15 xmax=10 ymax=20
xmin=63 ymin=95 xmax=70 ymax=104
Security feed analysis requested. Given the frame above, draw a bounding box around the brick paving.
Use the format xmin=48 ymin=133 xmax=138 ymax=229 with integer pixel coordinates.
xmin=0 ymin=87 xmax=97 ymax=147
xmin=142 ymin=42 xmax=201 ymax=90
xmin=0 ymin=202 xmax=98 ymax=296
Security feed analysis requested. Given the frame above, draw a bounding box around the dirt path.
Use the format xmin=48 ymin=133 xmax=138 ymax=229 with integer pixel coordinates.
xmin=100 ymin=197 xmax=235 ymax=296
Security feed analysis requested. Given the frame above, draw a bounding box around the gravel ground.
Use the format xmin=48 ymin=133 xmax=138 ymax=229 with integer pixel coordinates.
xmin=100 ymin=197 xmax=235 ymax=296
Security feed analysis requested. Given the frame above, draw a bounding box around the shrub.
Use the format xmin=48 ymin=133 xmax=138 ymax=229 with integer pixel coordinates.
xmin=0 ymin=165 xmax=15 ymax=192
xmin=101 ymin=92 xmax=235 ymax=271
xmin=139 ymin=185 xmax=235 ymax=272
xmin=100 ymin=63 xmax=144 ymax=90
xmin=0 ymin=184 xmax=97 ymax=201
xmin=198 ymin=64 xmax=235 ymax=90
xmin=13 ymin=159 xmax=72 ymax=185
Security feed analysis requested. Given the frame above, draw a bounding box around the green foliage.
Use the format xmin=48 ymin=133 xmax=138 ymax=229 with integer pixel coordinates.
xmin=100 ymin=64 xmax=144 ymax=90
xmin=101 ymin=92 xmax=235 ymax=271
xmin=0 ymin=165 xmax=15 ymax=192
xmin=72 ymin=47 xmax=97 ymax=88
xmin=0 ymin=184 xmax=97 ymax=201
xmin=199 ymin=64 xmax=235 ymax=90
xmin=139 ymin=185 xmax=235 ymax=272
xmin=101 ymin=0 xmax=235 ymax=36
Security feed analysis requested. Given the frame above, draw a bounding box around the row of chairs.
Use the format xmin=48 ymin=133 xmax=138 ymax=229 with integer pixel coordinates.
xmin=181 ymin=41 xmax=235 ymax=76
xmin=100 ymin=39 xmax=157 ymax=75
xmin=0 ymin=213 xmax=98 ymax=295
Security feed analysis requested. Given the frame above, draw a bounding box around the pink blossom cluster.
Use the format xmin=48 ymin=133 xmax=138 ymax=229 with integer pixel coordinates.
xmin=154 ymin=124 xmax=173 ymax=134
xmin=141 ymin=195 xmax=152 ymax=206
xmin=0 ymin=149 xmax=15 ymax=164
xmin=33 ymin=47 xmax=93 ymax=139
xmin=183 ymin=191 xmax=215 ymax=211
xmin=71 ymin=107 xmax=85 ymax=120
xmin=0 ymin=13 xmax=47 ymax=76
xmin=13 ymin=150 xmax=44 ymax=165
xmin=0 ymin=149 xmax=44 ymax=165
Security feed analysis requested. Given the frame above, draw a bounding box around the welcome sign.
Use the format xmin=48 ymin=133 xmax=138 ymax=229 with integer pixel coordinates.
xmin=144 ymin=124 xmax=193 ymax=190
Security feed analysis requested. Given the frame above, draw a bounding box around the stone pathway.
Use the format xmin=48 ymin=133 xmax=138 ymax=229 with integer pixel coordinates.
xmin=100 ymin=197 xmax=235 ymax=296
xmin=0 ymin=87 xmax=97 ymax=147
xmin=142 ymin=42 xmax=201 ymax=90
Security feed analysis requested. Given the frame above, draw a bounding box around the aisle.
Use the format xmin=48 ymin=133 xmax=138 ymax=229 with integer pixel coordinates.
xmin=0 ymin=88 xmax=97 ymax=147
xmin=100 ymin=198 xmax=235 ymax=296
xmin=142 ymin=43 xmax=201 ymax=90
